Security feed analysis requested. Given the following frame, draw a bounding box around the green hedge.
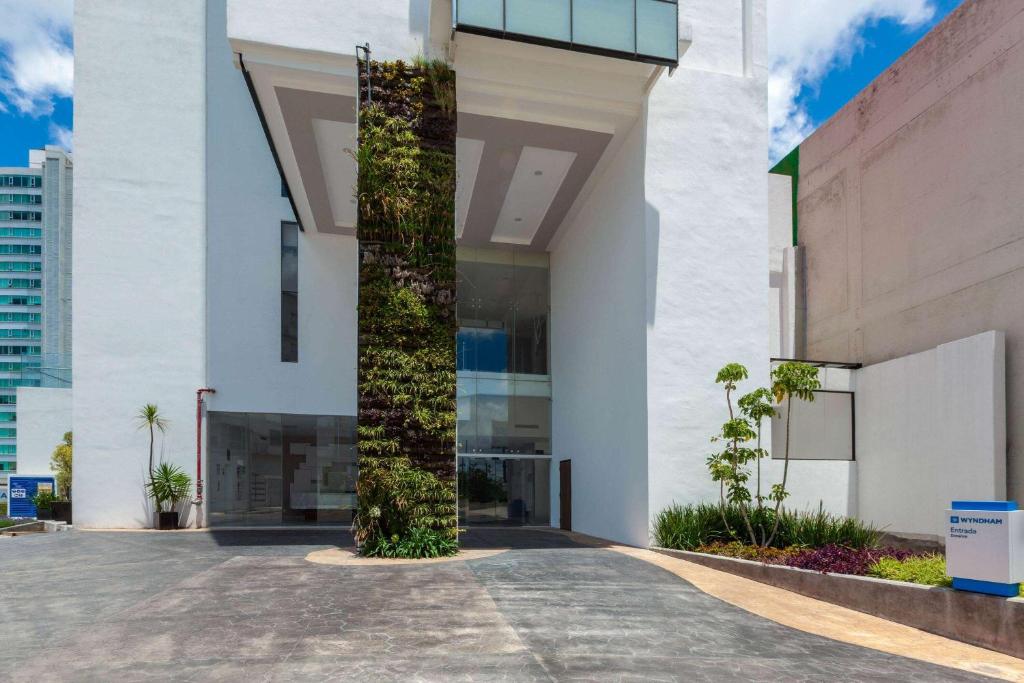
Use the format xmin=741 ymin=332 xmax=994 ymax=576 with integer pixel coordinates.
xmin=352 ymin=59 xmax=458 ymax=557
xmin=653 ymin=502 xmax=880 ymax=550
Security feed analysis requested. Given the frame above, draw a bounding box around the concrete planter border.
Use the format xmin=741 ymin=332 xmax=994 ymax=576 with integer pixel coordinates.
xmin=652 ymin=546 xmax=1024 ymax=659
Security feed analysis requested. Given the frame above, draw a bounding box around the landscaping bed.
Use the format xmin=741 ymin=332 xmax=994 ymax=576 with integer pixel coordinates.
xmin=652 ymin=545 xmax=1024 ymax=659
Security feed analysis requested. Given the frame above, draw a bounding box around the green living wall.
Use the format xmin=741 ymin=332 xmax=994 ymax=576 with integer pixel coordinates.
xmin=352 ymin=59 xmax=458 ymax=556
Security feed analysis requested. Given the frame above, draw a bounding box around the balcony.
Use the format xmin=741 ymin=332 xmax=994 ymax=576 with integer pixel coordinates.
xmin=454 ymin=0 xmax=678 ymax=66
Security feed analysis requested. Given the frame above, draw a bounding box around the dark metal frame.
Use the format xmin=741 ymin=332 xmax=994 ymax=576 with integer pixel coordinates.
xmin=770 ymin=357 xmax=863 ymax=370
xmin=453 ymin=0 xmax=679 ymax=67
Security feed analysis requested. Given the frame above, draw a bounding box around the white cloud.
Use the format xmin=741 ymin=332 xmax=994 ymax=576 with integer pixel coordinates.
xmin=49 ymin=121 xmax=72 ymax=152
xmin=0 ymin=0 xmax=73 ymax=117
xmin=768 ymin=0 xmax=936 ymax=163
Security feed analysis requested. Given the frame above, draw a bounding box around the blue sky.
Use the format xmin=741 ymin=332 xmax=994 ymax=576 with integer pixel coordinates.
xmin=0 ymin=1 xmax=964 ymax=168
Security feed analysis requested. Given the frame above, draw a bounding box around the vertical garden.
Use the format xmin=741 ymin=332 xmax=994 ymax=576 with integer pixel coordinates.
xmin=352 ymin=58 xmax=459 ymax=557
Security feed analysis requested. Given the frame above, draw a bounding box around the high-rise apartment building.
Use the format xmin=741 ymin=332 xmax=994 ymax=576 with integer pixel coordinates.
xmin=0 ymin=146 xmax=72 ymax=481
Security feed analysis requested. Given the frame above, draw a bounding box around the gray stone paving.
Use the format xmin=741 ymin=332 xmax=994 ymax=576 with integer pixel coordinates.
xmin=0 ymin=528 xmax=993 ymax=681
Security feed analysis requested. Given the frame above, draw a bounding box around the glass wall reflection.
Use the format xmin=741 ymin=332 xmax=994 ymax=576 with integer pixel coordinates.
xmin=458 ymin=456 xmax=551 ymax=525
xmin=457 ymin=248 xmax=551 ymax=456
xmin=206 ymin=412 xmax=357 ymax=526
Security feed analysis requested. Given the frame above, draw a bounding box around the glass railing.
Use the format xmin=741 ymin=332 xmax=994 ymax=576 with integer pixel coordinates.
xmin=454 ymin=0 xmax=678 ymax=66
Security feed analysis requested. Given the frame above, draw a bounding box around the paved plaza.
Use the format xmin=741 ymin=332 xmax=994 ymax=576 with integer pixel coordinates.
xmin=0 ymin=528 xmax=995 ymax=681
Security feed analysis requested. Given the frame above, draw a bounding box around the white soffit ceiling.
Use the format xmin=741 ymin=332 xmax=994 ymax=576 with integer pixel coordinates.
xmin=312 ymin=118 xmax=358 ymax=230
xmin=455 ymin=138 xmax=485 ymax=239
xmin=491 ymin=147 xmax=577 ymax=245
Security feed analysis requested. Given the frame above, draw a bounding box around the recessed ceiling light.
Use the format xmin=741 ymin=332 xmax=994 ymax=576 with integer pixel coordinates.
xmin=534 ymin=170 xmax=543 ymax=176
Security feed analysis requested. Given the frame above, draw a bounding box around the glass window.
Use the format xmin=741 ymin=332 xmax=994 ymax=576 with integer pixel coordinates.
xmin=206 ymin=411 xmax=357 ymax=526
xmin=281 ymin=222 xmax=298 ymax=363
xmin=0 ymin=279 xmax=41 ymax=289
xmin=0 ymin=211 xmax=42 ymax=221
xmin=0 ymin=229 xmax=41 ymax=238
xmin=457 ymin=249 xmax=551 ymax=456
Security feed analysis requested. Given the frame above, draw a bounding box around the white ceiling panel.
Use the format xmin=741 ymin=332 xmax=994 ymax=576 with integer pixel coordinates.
xmin=491 ymin=146 xmax=576 ymax=245
xmin=456 ymin=137 xmax=485 ymax=239
xmin=312 ymin=118 xmax=358 ymax=230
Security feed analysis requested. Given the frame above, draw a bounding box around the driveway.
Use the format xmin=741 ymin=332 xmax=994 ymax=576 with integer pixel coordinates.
xmin=0 ymin=528 xmax=993 ymax=681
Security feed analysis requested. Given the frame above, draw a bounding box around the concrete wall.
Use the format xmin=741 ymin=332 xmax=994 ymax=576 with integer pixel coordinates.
xmin=644 ymin=0 xmax=770 ymax=535
xmin=73 ymin=0 xmax=208 ymax=527
xmin=13 ymin=388 xmax=71 ymax=477
xmin=550 ymin=119 xmax=648 ymax=546
xmin=205 ymin=1 xmax=358 ymax=419
xmin=856 ymin=331 xmax=1006 ymax=538
xmin=796 ymin=0 xmax=1024 ymax=503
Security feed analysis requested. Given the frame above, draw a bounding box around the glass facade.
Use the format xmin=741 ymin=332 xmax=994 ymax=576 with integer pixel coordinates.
xmin=0 ymin=194 xmax=42 ymax=205
xmin=206 ymin=412 xmax=356 ymax=526
xmin=0 ymin=211 xmax=42 ymax=221
xmin=0 ymin=175 xmax=40 ymax=187
xmin=455 ymin=0 xmax=678 ymax=64
xmin=457 ymin=249 xmax=552 ymax=525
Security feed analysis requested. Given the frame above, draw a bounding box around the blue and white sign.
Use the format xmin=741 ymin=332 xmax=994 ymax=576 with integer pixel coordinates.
xmin=7 ymin=475 xmax=55 ymax=519
xmin=946 ymin=501 xmax=1023 ymax=597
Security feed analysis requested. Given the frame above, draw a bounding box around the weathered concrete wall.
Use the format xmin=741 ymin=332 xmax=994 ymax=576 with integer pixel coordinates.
xmin=797 ymin=0 xmax=1024 ymax=503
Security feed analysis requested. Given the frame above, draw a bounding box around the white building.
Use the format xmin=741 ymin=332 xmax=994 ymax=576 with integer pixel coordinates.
xmin=0 ymin=147 xmax=72 ymax=484
xmin=72 ymin=0 xmax=769 ymax=544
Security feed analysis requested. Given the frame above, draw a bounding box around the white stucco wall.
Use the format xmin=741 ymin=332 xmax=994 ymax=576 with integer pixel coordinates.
xmin=205 ymin=1 xmax=358 ymax=418
xmin=855 ymin=330 xmax=1006 ymax=538
xmin=227 ymin=0 xmax=450 ymax=61
xmin=550 ymin=119 xmax=648 ymax=546
xmin=73 ymin=0 xmax=208 ymax=528
xmin=643 ymin=0 xmax=770 ymax=536
xmin=13 ymin=388 xmax=72 ymax=478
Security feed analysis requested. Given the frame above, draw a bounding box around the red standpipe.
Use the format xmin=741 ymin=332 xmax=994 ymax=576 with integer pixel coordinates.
xmin=195 ymin=387 xmax=216 ymax=527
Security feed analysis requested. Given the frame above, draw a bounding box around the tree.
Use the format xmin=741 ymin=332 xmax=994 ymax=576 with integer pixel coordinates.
xmin=764 ymin=361 xmax=821 ymax=547
xmin=136 ymin=404 xmax=168 ymax=476
xmin=708 ymin=364 xmax=774 ymax=546
xmin=50 ymin=431 xmax=72 ymax=501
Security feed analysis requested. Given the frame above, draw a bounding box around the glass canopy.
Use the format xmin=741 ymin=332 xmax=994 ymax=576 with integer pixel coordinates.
xmin=455 ymin=0 xmax=679 ymax=66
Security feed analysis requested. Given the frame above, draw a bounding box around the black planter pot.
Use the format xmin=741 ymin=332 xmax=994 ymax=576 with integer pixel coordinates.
xmin=36 ymin=507 xmax=52 ymax=520
xmin=157 ymin=511 xmax=179 ymax=530
xmin=52 ymin=501 xmax=72 ymax=524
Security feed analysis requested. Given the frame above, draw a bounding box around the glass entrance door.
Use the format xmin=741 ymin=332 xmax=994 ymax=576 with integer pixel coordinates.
xmin=457 ymin=456 xmax=550 ymax=526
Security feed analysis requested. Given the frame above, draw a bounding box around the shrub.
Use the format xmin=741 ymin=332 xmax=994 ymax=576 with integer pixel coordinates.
xmin=362 ymin=527 xmax=458 ymax=559
xmin=32 ymin=490 xmax=55 ymax=511
xmin=696 ymin=541 xmax=801 ymax=565
xmin=786 ymin=544 xmax=913 ymax=575
xmin=654 ymin=503 xmax=720 ymax=550
xmin=653 ymin=502 xmax=881 ymax=551
xmin=777 ymin=506 xmax=880 ymax=549
xmin=867 ymin=554 xmax=951 ymax=586
xmin=0 ymin=500 xmax=7 ymax=516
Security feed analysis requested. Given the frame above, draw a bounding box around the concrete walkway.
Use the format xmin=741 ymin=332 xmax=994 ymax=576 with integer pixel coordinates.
xmin=0 ymin=528 xmax=1011 ymax=681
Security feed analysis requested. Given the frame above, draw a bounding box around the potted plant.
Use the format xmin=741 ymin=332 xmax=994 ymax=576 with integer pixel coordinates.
xmin=146 ymin=463 xmax=192 ymax=530
xmin=32 ymin=490 xmax=56 ymax=520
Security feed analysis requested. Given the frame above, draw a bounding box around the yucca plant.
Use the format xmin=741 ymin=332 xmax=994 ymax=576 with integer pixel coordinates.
xmin=136 ymin=403 xmax=168 ymax=475
xmin=146 ymin=463 xmax=192 ymax=513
